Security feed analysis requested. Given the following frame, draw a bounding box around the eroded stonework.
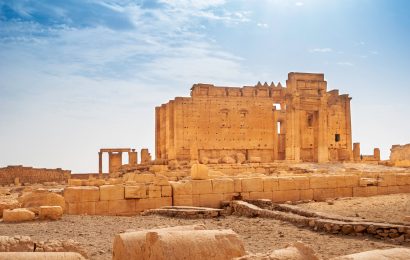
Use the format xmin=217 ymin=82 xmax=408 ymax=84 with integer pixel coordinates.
xmin=156 ymin=72 xmax=352 ymax=163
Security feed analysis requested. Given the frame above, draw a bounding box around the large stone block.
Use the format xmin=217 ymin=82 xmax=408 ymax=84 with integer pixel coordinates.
xmin=109 ymin=200 xmax=136 ymax=215
xmin=0 ymin=198 xmax=20 ymax=217
xmin=20 ymin=190 xmax=65 ymax=213
xmin=64 ymin=186 xmax=99 ymax=203
xmin=249 ymin=191 xmax=272 ymax=200
xmin=3 ymin=208 xmax=35 ymax=222
xmin=170 ymin=181 xmax=192 ymax=196
xmin=161 ymin=186 xmax=172 ymax=197
xmin=192 ymin=180 xmax=213 ymax=194
xmin=395 ymin=173 xmax=410 ymax=185
xmin=100 ymin=185 xmax=124 ymax=201
xmin=212 ymin=178 xmax=234 ymax=194
xmin=125 ymin=184 xmax=147 ymax=199
xmin=39 ymin=206 xmax=63 ymax=220
xmin=353 ymin=186 xmax=378 ymax=197
xmin=132 ymin=173 xmax=155 ymax=183
xmin=263 ymin=177 xmax=279 ymax=192
xmin=332 ymin=248 xmax=410 ymax=260
xmin=148 ymin=185 xmax=161 ymax=198
xmin=191 ymin=164 xmax=209 ymax=180
xmin=199 ymin=193 xmax=223 ymax=208
xmin=173 ymin=195 xmax=193 ymax=207
xmin=136 ymin=197 xmax=172 ymax=212
xmin=77 ymin=202 xmax=96 ymax=215
xmin=309 ymin=176 xmax=339 ymax=189
xmin=300 ymin=189 xmax=314 ymax=200
xmin=112 ymin=227 xmax=245 ymax=260
xmin=241 ymin=178 xmax=263 ymax=192
xmin=234 ymin=178 xmax=242 ymax=193
xmin=272 ymin=190 xmax=300 ymax=202
xmin=278 ymin=176 xmax=309 ymax=191
xmin=154 ymin=175 xmax=169 ymax=186
xmin=95 ymin=201 xmax=109 ymax=215
xmin=378 ymin=174 xmax=397 ymax=186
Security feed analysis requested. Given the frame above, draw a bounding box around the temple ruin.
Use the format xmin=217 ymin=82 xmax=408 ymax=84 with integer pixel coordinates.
xmin=156 ymin=72 xmax=353 ymax=163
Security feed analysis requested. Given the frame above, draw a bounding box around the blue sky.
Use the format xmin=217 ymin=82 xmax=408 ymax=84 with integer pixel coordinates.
xmin=0 ymin=0 xmax=409 ymax=172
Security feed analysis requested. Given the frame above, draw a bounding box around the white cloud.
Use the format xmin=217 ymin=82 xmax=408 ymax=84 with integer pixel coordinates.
xmin=309 ymin=48 xmax=333 ymax=53
xmin=295 ymin=2 xmax=304 ymax=6
xmin=257 ymin=23 xmax=269 ymax=28
xmin=337 ymin=62 xmax=354 ymax=66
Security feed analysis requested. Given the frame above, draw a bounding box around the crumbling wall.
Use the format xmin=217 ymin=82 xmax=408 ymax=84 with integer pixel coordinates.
xmin=390 ymin=144 xmax=410 ymax=167
xmin=0 ymin=166 xmax=70 ymax=186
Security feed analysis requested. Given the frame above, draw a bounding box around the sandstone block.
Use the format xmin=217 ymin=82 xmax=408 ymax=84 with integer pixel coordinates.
xmin=396 ymin=173 xmax=410 ymax=185
xmin=77 ymin=202 xmax=95 ymax=215
xmin=112 ymin=227 xmax=245 ymax=260
xmin=249 ymin=157 xmax=261 ymax=163
xmin=125 ymin=185 xmax=146 ymax=199
xmin=234 ymin=178 xmax=242 ymax=192
xmin=191 ymin=164 xmax=209 ymax=180
xmin=331 ymin=248 xmax=410 ymax=260
xmin=109 ymin=199 xmax=136 ymax=215
xmin=95 ymin=201 xmax=109 ymax=215
xmin=278 ymin=176 xmax=309 ymax=191
xmin=0 ymin=235 xmax=34 ymax=252
xmin=0 ymin=198 xmax=20 ymax=217
xmin=199 ymin=193 xmax=223 ymax=208
xmin=148 ymin=185 xmax=161 ymax=198
xmin=249 ymin=192 xmax=272 ymax=200
xmin=300 ymin=189 xmax=314 ymax=200
xmin=272 ymin=190 xmax=300 ymax=202
xmin=353 ymin=186 xmax=377 ymax=197
xmin=0 ymin=252 xmax=86 ymax=260
xmin=133 ymin=174 xmax=155 ymax=183
xmin=20 ymin=190 xmax=65 ymax=214
xmin=100 ymin=185 xmax=124 ymax=201
xmin=3 ymin=208 xmax=35 ymax=222
xmin=136 ymin=197 xmax=172 ymax=212
xmin=212 ymin=178 xmax=234 ymax=194
xmin=263 ymin=177 xmax=279 ymax=192
xmin=161 ymin=186 xmax=172 ymax=197
xmin=398 ymin=185 xmax=410 ymax=193
xmin=236 ymin=153 xmax=246 ymax=164
xmin=64 ymin=186 xmax=99 ymax=203
xmin=154 ymin=175 xmax=169 ymax=186
xmin=192 ymin=180 xmax=213 ymax=194
xmin=68 ymin=179 xmax=82 ymax=186
xmin=173 ymin=195 xmax=193 ymax=206
xmin=39 ymin=206 xmax=63 ymax=220
xmin=221 ymin=156 xmax=236 ymax=164
xmin=170 ymin=181 xmax=192 ymax=195
xmin=309 ymin=176 xmax=339 ymax=189
xmin=241 ymin=178 xmax=263 ymax=192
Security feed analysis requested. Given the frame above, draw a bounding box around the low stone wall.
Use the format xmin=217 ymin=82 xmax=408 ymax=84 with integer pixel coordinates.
xmin=171 ymin=172 xmax=410 ymax=208
xmin=64 ymin=174 xmax=172 ymax=215
xmin=0 ymin=166 xmax=70 ymax=186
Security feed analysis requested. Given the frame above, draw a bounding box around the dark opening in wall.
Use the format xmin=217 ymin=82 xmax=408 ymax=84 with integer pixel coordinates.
xmin=335 ymin=134 xmax=340 ymax=142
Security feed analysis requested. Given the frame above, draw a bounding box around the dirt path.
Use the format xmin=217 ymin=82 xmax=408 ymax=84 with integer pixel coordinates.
xmin=0 ymin=214 xmax=404 ymax=259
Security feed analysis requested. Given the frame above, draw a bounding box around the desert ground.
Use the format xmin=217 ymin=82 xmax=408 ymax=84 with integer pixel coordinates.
xmin=1 ymin=193 xmax=410 ymax=260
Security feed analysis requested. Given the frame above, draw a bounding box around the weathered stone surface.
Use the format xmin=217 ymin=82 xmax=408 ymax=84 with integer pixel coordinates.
xmin=124 ymin=185 xmax=146 ymax=199
xmin=0 ymin=252 xmax=86 ymax=260
xmin=0 ymin=235 xmax=34 ymax=251
xmin=112 ymin=226 xmax=245 ymax=260
xmin=19 ymin=189 xmax=65 ymax=214
xmin=0 ymin=198 xmax=20 ymax=217
xmin=331 ymin=248 xmax=410 ymax=260
xmin=2 ymin=208 xmax=35 ymax=222
xmin=100 ymin=185 xmax=124 ymax=201
xmin=39 ymin=206 xmax=63 ymax=220
xmin=191 ymin=164 xmax=209 ymax=180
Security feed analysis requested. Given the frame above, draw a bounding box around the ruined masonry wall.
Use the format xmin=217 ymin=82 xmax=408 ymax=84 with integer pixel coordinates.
xmin=172 ymin=173 xmax=410 ymax=208
xmin=0 ymin=166 xmax=70 ymax=185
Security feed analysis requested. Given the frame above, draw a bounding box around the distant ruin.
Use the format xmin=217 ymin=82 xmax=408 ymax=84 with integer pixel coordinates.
xmin=155 ymin=72 xmax=358 ymax=163
xmin=0 ymin=165 xmax=70 ymax=185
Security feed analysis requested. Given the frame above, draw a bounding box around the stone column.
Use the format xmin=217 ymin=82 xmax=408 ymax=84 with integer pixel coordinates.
xmin=272 ymin=110 xmax=278 ymax=161
xmin=128 ymin=149 xmax=138 ymax=165
xmin=98 ymin=151 xmax=103 ymax=177
xmin=353 ymin=143 xmax=361 ymax=161
xmin=345 ymin=97 xmax=353 ymax=161
xmin=317 ymin=95 xmax=329 ymax=163
xmin=374 ymin=148 xmax=381 ymax=161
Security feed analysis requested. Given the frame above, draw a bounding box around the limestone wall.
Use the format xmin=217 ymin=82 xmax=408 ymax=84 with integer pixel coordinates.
xmin=64 ymin=175 xmax=172 ymax=215
xmin=171 ymin=173 xmax=410 ymax=208
xmin=390 ymin=144 xmax=410 ymax=167
xmin=0 ymin=166 xmax=70 ymax=185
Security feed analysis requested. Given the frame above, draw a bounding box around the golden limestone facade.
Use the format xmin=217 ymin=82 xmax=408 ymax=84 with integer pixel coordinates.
xmin=156 ymin=72 xmax=353 ymax=163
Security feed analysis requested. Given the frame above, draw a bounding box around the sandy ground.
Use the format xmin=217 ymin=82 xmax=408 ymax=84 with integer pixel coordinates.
xmin=0 ymin=214 xmax=404 ymax=260
xmin=297 ymin=193 xmax=410 ymax=224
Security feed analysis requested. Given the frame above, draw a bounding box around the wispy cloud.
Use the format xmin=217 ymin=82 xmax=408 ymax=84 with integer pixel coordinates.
xmin=295 ymin=2 xmax=304 ymax=7
xmin=257 ymin=23 xmax=269 ymax=28
xmin=309 ymin=48 xmax=333 ymax=53
xmin=337 ymin=61 xmax=354 ymax=66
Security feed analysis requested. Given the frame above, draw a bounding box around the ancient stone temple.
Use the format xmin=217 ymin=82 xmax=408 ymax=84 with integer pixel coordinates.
xmin=156 ymin=72 xmax=353 ymax=163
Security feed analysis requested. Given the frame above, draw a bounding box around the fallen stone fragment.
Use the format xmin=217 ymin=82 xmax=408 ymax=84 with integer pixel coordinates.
xmin=19 ymin=189 xmax=65 ymax=214
xmin=0 ymin=236 xmax=34 ymax=252
xmin=331 ymin=248 xmax=410 ymax=259
xmin=0 ymin=252 xmax=85 ymax=259
xmin=113 ymin=225 xmax=245 ymax=260
xmin=39 ymin=206 xmax=63 ymax=220
xmin=2 ymin=208 xmax=35 ymax=222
